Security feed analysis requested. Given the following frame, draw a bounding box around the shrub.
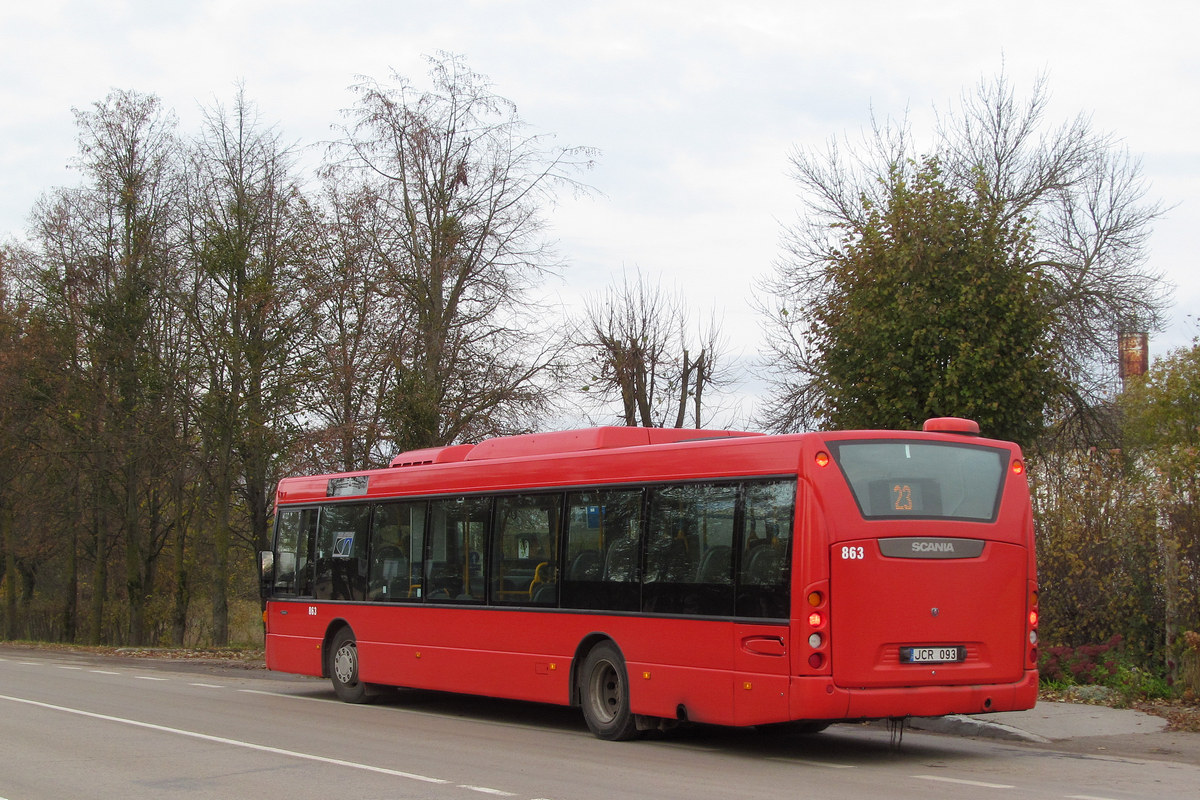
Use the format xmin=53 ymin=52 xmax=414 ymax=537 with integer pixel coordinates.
xmin=1040 ymin=636 xmax=1123 ymax=686
xmin=1181 ymin=631 xmax=1200 ymax=699
xmin=1039 ymin=635 xmax=1172 ymax=702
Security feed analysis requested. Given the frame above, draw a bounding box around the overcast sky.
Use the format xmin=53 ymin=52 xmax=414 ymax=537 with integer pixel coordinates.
xmin=2 ymin=1 xmax=1196 ymax=422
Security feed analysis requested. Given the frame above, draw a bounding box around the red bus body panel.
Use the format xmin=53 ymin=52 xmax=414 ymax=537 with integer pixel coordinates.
xmin=265 ymin=601 xmax=793 ymax=727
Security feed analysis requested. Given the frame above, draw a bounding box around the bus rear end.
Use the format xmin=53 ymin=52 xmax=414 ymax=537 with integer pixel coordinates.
xmin=799 ymin=418 xmax=1038 ymax=720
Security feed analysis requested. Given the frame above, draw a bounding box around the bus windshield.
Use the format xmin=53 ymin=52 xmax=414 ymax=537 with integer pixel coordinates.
xmin=828 ymin=440 xmax=1007 ymax=522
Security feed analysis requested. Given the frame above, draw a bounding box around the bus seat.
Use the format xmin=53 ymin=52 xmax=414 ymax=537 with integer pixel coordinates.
xmin=531 ymin=581 xmax=557 ymax=605
xmin=569 ymin=550 xmax=601 ymax=580
xmin=604 ymin=538 xmax=637 ymax=581
xmin=646 ymin=534 xmax=693 ymax=583
xmin=743 ymin=547 xmax=781 ymax=585
xmin=529 ymin=561 xmax=556 ymax=588
xmin=696 ymin=545 xmax=732 ymax=584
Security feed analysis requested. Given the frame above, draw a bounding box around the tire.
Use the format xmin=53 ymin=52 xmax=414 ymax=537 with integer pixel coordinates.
xmin=579 ymin=641 xmax=639 ymax=741
xmin=329 ymin=627 xmax=368 ymax=703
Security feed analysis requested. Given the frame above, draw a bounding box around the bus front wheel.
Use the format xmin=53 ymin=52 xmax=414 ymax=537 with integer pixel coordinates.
xmin=579 ymin=641 xmax=639 ymax=741
xmin=329 ymin=627 xmax=368 ymax=703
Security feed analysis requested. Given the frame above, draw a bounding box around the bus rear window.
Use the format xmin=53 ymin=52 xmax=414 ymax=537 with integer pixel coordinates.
xmin=828 ymin=440 xmax=1007 ymax=521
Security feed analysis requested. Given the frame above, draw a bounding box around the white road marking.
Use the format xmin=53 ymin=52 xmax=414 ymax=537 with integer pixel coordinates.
xmin=913 ymin=774 xmax=1014 ymax=789
xmin=189 ymin=683 xmax=224 ymax=688
xmin=134 ymin=675 xmax=168 ymax=681
xmin=458 ymin=786 xmax=516 ymax=796
xmin=90 ymin=670 xmax=121 ymax=675
xmin=767 ymin=757 xmax=854 ymax=769
xmin=1 ymin=692 xmax=465 ymax=787
xmin=238 ymin=688 xmax=327 ymax=701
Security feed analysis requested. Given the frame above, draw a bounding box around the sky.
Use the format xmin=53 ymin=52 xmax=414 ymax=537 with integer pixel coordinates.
xmin=2 ymin=0 xmax=1197 ymax=425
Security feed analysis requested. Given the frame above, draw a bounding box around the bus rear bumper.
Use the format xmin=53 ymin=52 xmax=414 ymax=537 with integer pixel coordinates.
xmin=790 ymin=670 xmax=1039 ymax=722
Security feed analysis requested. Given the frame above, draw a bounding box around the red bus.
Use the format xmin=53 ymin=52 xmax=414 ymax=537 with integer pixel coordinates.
xmin=260 ymin=418 xmax=1038 ymax=739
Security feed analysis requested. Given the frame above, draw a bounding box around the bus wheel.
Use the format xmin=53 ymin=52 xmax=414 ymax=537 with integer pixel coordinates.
xmin=579 ymin=641 xmax=639 ymax=740
xmin=329 ymin=627 xmax=368 ymax=703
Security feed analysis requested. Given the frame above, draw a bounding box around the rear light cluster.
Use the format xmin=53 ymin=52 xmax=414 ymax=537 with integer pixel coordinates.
xmin=1028 ymin=586 xmax=1040 ymax=666
xmin=806 ymin=589 xmax=828 ymax=670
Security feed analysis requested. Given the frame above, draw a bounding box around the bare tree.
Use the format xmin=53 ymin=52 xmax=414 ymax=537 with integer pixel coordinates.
xmin=330 ymin=53 xmax=593 ymax=449
xmin=577 ymin=270 xmax=729 ymax=428
xmin=301 ymin=179 xmax=412 ymax=472
xmin=184 ymin=88 xmax=313 ymax=644
xmin=939 ymin=73 xmax=1168 ymax=427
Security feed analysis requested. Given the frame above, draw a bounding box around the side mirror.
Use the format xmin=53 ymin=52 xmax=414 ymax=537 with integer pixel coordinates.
xmin=258 ymin=551 xmax=275 ymax=598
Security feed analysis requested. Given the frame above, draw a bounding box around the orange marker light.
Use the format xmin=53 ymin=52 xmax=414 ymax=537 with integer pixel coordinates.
xmin=808 ymin=591 xmax=823 ymax=607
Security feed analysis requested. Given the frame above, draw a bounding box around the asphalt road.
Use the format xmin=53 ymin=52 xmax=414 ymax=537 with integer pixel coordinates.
xmin=1 ymin=644 xmax=1197 ymax=800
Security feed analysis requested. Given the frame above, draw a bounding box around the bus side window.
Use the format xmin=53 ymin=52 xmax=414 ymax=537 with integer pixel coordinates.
xmin=294 ymin=508 xmax=318 ymax=597
xmin=736 ymin=480 xmax=795 ymax=618
xmin=427 ymin=497 xmax=489 ymax=603
xmin=562 ymin=489 xmax=642 ymax=612
xmin=313 ymin=503 xmax=370 ymax=601
xmin=370 ymin=502 xmax=426 ymax=601
xmin=644 ymin=483 xmax=736 ymax=616
xmin=491 ymin=494 xmax=561 ymax=606
xmin=272 ymin=510 xmax=302 ymax=595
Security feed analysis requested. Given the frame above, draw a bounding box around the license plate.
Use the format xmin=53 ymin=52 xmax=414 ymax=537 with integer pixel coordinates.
xmin=900 ymin=646 xmax=965 ymax=664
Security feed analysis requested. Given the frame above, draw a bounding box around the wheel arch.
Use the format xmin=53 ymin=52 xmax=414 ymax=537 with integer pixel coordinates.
xmin=320 ymin=619 xmax=353 ymax=679
xmin=570 ymin=632 xmax=618 ymax=707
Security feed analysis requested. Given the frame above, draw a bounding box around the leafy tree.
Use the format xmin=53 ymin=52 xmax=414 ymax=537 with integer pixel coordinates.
xmin=1033 ymin=343 xmax=1200 ymax=681
xmin=0 ymin=246 xmax=30 ymax=639
xmin=18 ymin=90 xmax=184 ymax=645
xmin=331 ymin=53 xmax=593 ymax=448
xmin=759 ymin=72 xmax=1168 ymax=444
xmin=1032 ymin=448 xmax=1162 ymax=662
xmin=772 ymin=155 xmax=1057 ymax=444
xmin=1120 ymin=342 xmax=1200 ymax=680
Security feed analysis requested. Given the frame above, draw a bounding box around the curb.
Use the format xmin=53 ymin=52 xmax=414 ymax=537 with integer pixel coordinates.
xmin=908 ymin=714 xmax=1051 ymax=743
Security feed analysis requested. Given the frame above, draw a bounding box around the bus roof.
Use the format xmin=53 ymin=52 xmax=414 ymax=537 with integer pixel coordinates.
xmin=388 ymin=426 xmax=762 ymax=468
xmin=277 ymin=419 xmax=1013 ymax=506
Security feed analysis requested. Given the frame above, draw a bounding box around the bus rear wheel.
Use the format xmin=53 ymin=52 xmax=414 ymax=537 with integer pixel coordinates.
xmin=329 ymin=627 xmax=368 ymax=703
xmin=579 ymin=641 xmax=639 ymax=741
